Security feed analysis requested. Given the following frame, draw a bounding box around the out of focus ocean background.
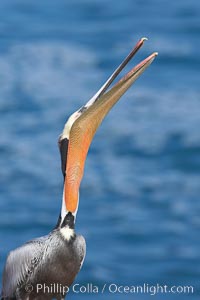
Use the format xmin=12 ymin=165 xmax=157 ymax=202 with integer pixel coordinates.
xmin=0 ymin=0 xmax=200 ymax=299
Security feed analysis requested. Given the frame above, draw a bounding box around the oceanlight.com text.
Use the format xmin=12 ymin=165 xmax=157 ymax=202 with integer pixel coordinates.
xmin=24 ymin=282 xmax=194 ymax=296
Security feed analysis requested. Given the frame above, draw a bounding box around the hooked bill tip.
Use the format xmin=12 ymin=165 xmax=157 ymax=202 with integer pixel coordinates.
xmin=141 ymin=37 xmax=148 ymax=42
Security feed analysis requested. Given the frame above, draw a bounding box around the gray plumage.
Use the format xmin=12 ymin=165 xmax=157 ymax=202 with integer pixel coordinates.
xmin=1 ymin=216 xmax=86 ymax=300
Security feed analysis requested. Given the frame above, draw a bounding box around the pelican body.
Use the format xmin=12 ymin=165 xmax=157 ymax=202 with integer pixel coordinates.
xmin=2 ymin=213 xmax=85 ymax=300
xmin=1 ymin=38 xmax=157 ymax=300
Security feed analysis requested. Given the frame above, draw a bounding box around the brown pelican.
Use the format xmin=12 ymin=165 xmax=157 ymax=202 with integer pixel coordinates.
xmin=1 ymin=38 xmax=157 ymax=300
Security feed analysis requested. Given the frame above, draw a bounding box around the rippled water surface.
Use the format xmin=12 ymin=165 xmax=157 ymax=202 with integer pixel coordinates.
xmin=0 ymin=0 xmax=200 ymax=299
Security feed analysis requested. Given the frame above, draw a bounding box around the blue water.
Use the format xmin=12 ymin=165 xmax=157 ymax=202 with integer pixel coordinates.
xmin=0 ymin=0 xmax=200 ymax=299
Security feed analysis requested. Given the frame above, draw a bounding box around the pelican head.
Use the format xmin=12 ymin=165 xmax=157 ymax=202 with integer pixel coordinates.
xmin=59 ymin=37 xmax=158 ymax=222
